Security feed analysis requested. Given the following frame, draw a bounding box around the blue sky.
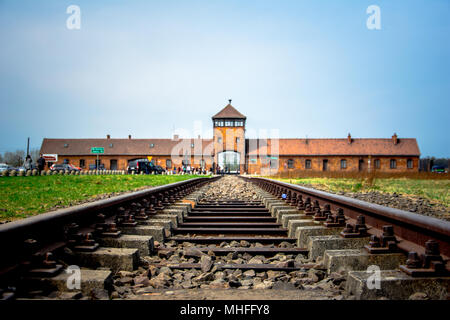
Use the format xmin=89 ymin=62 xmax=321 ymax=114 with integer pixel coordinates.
xmin=0 ymin=0 xmax=449 ymax=157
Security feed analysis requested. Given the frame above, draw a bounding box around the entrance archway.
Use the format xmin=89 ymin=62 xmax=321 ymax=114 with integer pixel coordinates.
xmin=218 ymin=151 xmax=240 ymax=173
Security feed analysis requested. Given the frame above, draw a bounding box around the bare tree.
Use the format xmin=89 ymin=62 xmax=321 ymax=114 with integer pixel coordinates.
xmin=3 ymin=150 xmax=25 ymax=167
xmin=30 ymin=148 xmax=40 ymax=163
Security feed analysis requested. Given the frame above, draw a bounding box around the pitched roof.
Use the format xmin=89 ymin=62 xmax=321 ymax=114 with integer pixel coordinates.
xmin=40 ymin=138 xmax=214 ymax=156
xmin=212 ymin=104 xmax=246 ymax=119
xmin=246 ymin=138 xmax=420 ymax=156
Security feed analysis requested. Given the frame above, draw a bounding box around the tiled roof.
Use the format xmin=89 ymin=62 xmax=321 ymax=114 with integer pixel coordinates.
xmin=40 ymin=138 xmax=214 ymax=156
xmin=246 ymin=138 xmax=420 ymax=156
xmin=212 ymin=104 xmax=246 ymax=119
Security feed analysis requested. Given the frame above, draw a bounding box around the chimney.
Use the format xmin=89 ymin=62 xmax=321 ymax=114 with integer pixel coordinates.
xmin=128 ymin=135 xmax=132 ymax=140
xmin=347 ymin=133 xmax=352 ymax=144
xmin=107 ymin=134 xmax=110 ymax=139
xmin=392 ymin=133 xmax=398 ymax=145
xmin=173 ymin=134 xmax=179 ymax=141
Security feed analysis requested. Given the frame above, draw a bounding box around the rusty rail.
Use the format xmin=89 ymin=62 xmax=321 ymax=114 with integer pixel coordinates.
xmin=0 ymin=176 xmax=217 ymax=271
xmin=243 ymin=177 xmax=450 ymax=261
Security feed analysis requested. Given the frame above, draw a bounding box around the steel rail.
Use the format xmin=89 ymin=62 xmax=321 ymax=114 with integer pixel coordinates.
xmin=0 ymin=176 xmax=217 ymax=269
xmin=244 ymin=177 xmax=450 ymax=260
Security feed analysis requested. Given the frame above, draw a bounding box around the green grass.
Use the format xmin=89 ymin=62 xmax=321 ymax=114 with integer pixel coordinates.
xmin=273 ymin=177 xmax=450 ymax=207
xmin=0 ymin=175 xmax=205 ymax=221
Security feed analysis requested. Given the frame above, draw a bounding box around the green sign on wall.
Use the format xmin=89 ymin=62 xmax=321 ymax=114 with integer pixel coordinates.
xmin=91 ymin=147 xmax=104 ymax=154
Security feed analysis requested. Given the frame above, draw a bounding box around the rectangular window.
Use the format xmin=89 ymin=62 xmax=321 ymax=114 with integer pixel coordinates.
xmin=79 ymin=159 xmax=85 ymax=168
xmin=390 ymin=159 xmax=397 ymax=169
xmin=340 ymin=159 xmax=347 ymax=169
xmin=270 ymin=159 xmax=278 ymax=169
xmin=407 ymin=159 xmax=413 ymax=169
xmin=374 ymin=159 xmax=380 ymax=169
xmin=166 ymin=159 xmax=172 ymax=169
xmin=236 ymin=137 xmax=240 ymax=144
xmin=305 ymin=159 xmax=311 ymax=169
xmin=218 ymin=137 xmax=222 ymax=143
xmin=150 ymin=143 xmax=154 ymax=148
xmin=287 ymin=159 xmax=294 ymax=169
xmin=109 ymin=143 xmax=113 ymax=148
xmin=225 ymin=120 xmax=233 ymax=126
xmin=63 ymin=144 xmax=68 ymax=148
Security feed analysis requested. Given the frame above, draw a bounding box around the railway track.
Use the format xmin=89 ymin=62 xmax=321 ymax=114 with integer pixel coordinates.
xmin=0 ymin=175 xmax=448 ymax=300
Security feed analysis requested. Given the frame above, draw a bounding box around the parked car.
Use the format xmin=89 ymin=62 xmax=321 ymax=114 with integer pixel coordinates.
xmin=431 ymin=165 xmax=446 ymax=173
xmin=127 ymin=159 xmax=157 ymax=174
xmin=89 ymin=164 xmax=105 ymax=170
xmin=50 ymin=164 xmax=81 ymax=172
xmin=155 ymin=165 xmax=166 ymax=174
xmin=0 ymin=163 xmax=12 ymax=172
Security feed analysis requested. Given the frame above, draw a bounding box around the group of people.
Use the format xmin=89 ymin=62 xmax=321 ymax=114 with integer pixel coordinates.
xmin=171 ymin=166 xmax=208 ymax=175
xmin=22 ymin=154 xmax=46 ymax=173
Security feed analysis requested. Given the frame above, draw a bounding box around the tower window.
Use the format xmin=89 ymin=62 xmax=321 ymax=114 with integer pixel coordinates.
xmin=236 ymin=137 xmax=240 ymax=144
xmin=225 ymin=120 xmax=234 ymax=126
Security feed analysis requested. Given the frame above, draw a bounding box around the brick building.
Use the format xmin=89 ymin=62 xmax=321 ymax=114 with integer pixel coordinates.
xmin=40 ymin=101 xmax=420 ymax=174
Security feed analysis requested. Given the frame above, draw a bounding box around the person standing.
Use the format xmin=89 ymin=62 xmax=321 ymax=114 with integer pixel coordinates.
xmin=24 ymin=155 xmax=32 ymax=171
xmin=37 ymin=154 xmax=46 ymax=173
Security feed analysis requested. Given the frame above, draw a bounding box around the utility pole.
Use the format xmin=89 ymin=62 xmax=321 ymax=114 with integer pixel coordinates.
xmin=26 ymin=137 xmax=30 ymax=157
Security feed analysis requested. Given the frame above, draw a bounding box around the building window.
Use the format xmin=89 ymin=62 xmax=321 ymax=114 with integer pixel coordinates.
xmin=340 ymin=159 xmax=347 ymax=169
xmin=200 ymin=159 xmax=205 ymax=168
xmin=407 ymin=159 xmax=413 ymax=169
xmin=150 ymin=143 xmax=154 ymax=148
xmin=305 ymin=159 xmax=311 ymax=169
xmin=374 ymin=159 xmax=380 ymax=169
xmin=109 ymin=143 xmax=113 ymax=148
xmin=225 ymin=120 xmax=233 ymax=126
xmin=166 ymin=159 xmax=172 ymax=169
xmin=191 ymin=143 xmax=194 ymax=148
xmin=235 ymin=120 xmax=244 ymax=126
xmin=390 ymin=159 xmax=397 ymax=169
xmin=236 ymin=137 xmax=240 ymax=144
xmin=63 ymin=144 xmax=68 ymax=148
xmin=287 ymin=159 xmax=294 ymax=169
xmin=215 ymin=120 xmax=224 ymax=127
xmin=79 ymin=159 xmax=85 ymax=168
xmin=270 ymin=159 xmax=278 ymax=169
xmin=218 ymin=137 xmax=222 ymax=143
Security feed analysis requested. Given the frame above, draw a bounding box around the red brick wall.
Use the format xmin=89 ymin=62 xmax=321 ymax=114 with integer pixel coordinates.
xmin=245 ymin=155 xmax=419 ymax=174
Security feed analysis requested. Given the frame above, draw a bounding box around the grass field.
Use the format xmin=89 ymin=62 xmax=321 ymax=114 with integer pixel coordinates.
xmin=0 ymin=175 xmax=204 ymax=221
xmin=273 ymin=177 xmax=449 ymax=207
